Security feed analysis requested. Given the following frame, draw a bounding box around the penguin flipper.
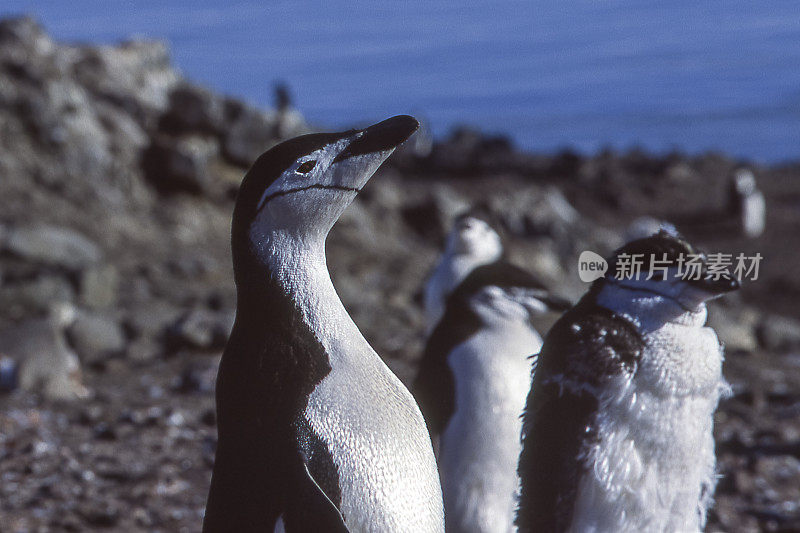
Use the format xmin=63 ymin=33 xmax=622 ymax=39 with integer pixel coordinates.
xmin=517 ymin=375 xmax=598 ymax=532
xmin=517 ymin=304 xmax=643 ymax=532
xmin=412 ymin=314 xmax=464 ymax=439
xmin=283 ymin=461 xmax=349 ymax=532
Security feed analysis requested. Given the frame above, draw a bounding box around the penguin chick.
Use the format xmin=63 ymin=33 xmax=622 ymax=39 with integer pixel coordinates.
xmin=203 ymin=116 xmax=444 ymax=533
xmin=415 ymin=261 xmax=570 ymax=533
xmin=424 ymin=210 xmax=504 ymax=332
xmin=517 ymin=230 xmax=738 ymax=533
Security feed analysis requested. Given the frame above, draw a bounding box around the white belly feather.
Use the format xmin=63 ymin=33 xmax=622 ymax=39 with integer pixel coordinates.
xmin=305 ymin=357 xmax=444 ymax=533
xmin=569 ymin=320 xmax=729 ymax=533
xmin=441 ymin=323 xmax=540 ymax=533
xmin=279 ymin=246 xmax=444 ymax=533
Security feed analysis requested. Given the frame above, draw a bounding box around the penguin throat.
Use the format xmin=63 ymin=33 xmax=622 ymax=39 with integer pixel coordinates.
xmin=243 ymin=231 xmax=372 ymax=365
xmin=595 ymin=284 xmax=707 ymax=333
xmin=257 ymin=184 xmax=360 ymax=211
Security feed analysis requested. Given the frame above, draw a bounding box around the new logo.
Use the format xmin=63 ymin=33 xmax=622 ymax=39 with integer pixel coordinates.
xmin=578 ymin=251 xmax=608 ymax=282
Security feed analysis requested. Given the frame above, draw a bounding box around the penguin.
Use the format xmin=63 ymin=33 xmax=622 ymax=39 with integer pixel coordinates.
xmin=414 ymin=261 xmax=570 ymax=533
xmin=424 ymin=209 xmax=504 ymax=332
xmin=203 ymin=116 xmax=445 ymax=533
xmin=0 ymin=302 xmax=89 ymax=401
xmin=272 ymin=82 xmax=306 ymax=139
xmin=728 ymin=167 xmax=766 ymax=238
xmin=517 ymin=230 xmax=738 ymax=533
xmin=624 ymin=216 xmax=676 ymax=242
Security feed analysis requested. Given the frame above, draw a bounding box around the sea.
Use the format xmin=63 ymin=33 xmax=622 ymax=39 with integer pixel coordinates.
xmin=3 ymin=0 xmax=800 ymax=162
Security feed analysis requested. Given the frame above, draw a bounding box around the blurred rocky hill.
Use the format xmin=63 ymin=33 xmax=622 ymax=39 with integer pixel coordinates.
xmin=0 ymin=17 xmax=799 ymax=532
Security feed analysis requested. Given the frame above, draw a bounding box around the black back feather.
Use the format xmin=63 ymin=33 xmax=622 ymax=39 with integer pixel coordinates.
xmin=516 ymin=296 xmax=644 ymax=532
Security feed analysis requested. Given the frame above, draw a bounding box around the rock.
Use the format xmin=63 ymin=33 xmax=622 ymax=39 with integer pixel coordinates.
xmin=0 ymin=275 xmax=75 ymax=318
xmin=548 ymin=149 xmax=584 ymax=178
xmin=126 ymin=338 xmax=162 ymax=363
xmin=709 ymin=306 xmax=759 ymax=353
xmin=515 ymin=186 xmax=581 ymax=241
xmin=133 ymin=507 xmax=156 ymax=528
xmin=221 ymin=102 xmax=279 ymax=166
xmin=166 ymin=308 xmax=233 ymax=351
xmin=92 ymin=422 xmax=117 ymax=442
xmin=124 ymin=301 xmax=181 ymax=340
xmin=427 ymin=126 xmax=507 ymax=174
xmin=4 ymin=225 xmax=101 ymax=270
xmin=400 ymin=186 xmax=468 ymax=242
xmin=757 ymin=315 xmax=800 ymax=352
xmin=73 ymin=40 xmax=179 ymax=117
xmin=142 ymin=135 xmax=219 ymax=194
xmin=158 ymin=84 xmax=226 ymax=135
xmin=541 ymin=187 xmax=580 ymax=226
xmin=78 ymin=498 xmax=120 ymax=527
xmin=66 ymin=311 xmax=126 ymax=363
xmin=664 ymin=161 xmax=697 ymax=183
xmin=79 ymin=264 xmax=119 ymax=309
xmin=172 ymin=362 xmax=215 ymax=394
xmin=0 ymin=16 xmax=181 ymax=215
xmin=755 ymin=455 xmax=800 ymax=481
xmin=401 ymin=199 xmax=447 ymax=242
xmin=0 ymin=17 xmax=53 ymax=56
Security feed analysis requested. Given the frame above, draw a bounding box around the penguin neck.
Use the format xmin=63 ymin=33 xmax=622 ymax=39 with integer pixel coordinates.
xmin=239 ymin=228 xmax=371 ymax=366
xmin=594 ymin=283 xmax=708 ymax=334
xmin=440 ymin=252 xmax=489 ymax=293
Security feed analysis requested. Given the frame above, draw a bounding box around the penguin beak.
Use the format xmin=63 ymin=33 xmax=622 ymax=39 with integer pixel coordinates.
xmin=687 ymin=271 xmax=740 ymax=296
xmin=333 ymin=115 xmax=420 ymax=162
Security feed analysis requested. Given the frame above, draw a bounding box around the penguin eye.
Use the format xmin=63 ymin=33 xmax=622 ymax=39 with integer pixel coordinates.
xmin=296 ymin=160 xmax=316 ymax=174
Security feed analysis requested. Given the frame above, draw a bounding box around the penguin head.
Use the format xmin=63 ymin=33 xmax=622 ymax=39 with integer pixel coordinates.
xmin=451 ymin=262 xmax=571 ymax=327
xmin=597 ymin=229 xmax=739 ymax=314
xmin=732 ymin=168 xmax=757 ymax=197
xmin=233 ymin=115 xmax=419 ymax=247
xmin=467 ymin=285 xmax=551 ymax=326
xmin=445 ymin=209 xmax=503 ymax=260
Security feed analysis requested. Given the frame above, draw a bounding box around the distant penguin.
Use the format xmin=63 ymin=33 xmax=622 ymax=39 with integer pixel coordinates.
xmin=624 ymin=216 xmax=676 ymax=242
xmin=728 ymin=168 xmax=766 ymax=238
xmin=203 ymin=116 xmax=444 ymax=533
xmin=517 ymin=230 xmax=738 ymax=533
xmin=0 ymin=302 xmax=89 ymax=401
xmin=414 ymin=261 xmax=570 ymax=533
xmin=424 ymin=209 xmax=504 ymax=332
xmin=272 ymin=82 xmax=306 ymax=139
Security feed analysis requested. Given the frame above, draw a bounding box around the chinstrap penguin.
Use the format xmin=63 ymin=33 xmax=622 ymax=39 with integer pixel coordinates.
xmin=203 ymin=115 xmax=444 ymax=533
xmin=517 ymin=230 xmax=738 ymax=533
xmin=728 ymin=167 xmax=766 ymax=239
xmin=415 ymin=261 xmax=570 ymax=533
xmin=424 ymin=209 xmax=504 ymax=332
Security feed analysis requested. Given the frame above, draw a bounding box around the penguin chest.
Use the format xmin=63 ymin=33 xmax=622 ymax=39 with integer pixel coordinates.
xmin=303 ymin=359 xmax=444 ymax=533
xmin=440 ymin=325 xmax=539 ymax=533
xmin=570 ymin=322 xmax=727 ymax=533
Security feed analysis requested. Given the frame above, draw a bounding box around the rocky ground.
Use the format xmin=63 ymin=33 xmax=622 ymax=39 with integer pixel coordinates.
xmin=1 ymin=16 xmax=799 ymax=532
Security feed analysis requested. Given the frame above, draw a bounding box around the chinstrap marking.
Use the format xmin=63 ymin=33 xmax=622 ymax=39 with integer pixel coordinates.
xmin=257 ymin=184 xmax=361 ymax=211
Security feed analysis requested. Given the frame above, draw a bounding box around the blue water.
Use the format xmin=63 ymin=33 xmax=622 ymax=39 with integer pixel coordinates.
xmin=4 ymin=1 xmax=800 ymax=162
